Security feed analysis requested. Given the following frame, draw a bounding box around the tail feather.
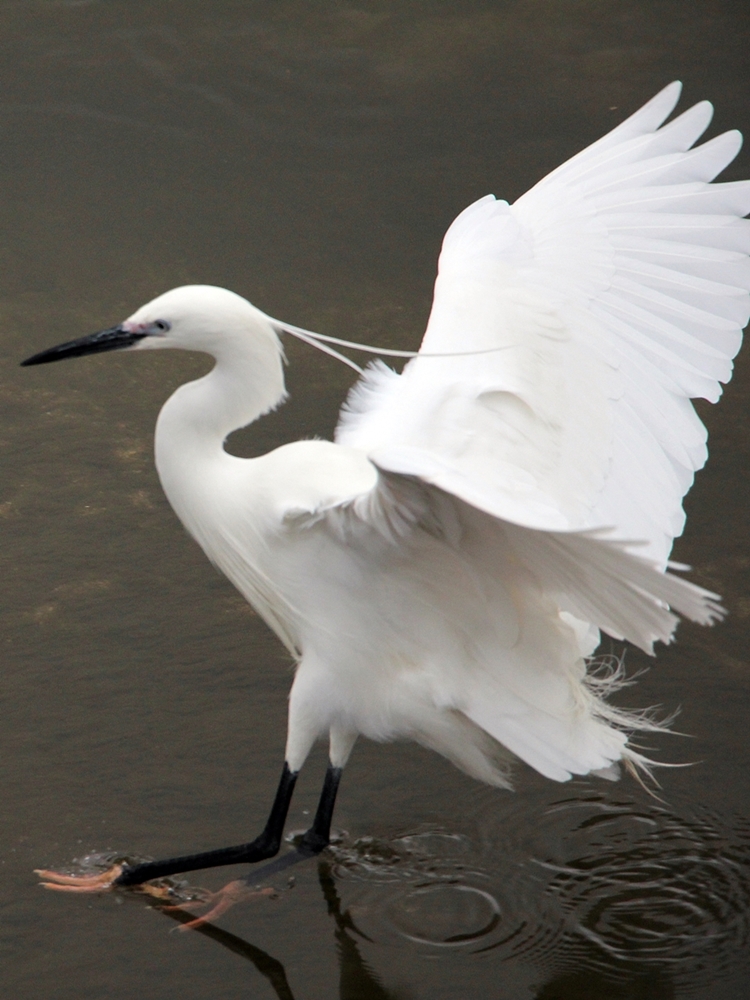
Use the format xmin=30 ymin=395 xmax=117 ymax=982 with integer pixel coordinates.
xmin=455 ymin=512 xmax=709 ymax=784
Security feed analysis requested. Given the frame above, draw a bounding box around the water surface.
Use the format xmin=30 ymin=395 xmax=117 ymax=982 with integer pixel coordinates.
xmin=1 ymin=2 xmax=749 ymax=998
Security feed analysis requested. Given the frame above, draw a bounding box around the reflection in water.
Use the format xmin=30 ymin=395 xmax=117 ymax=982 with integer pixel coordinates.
xmin=158 ymin=862 xmax=679 ymax=1000
xmin=160 ymin=908 xmax=295 ymax=1000
xmin=158 ymin=861 xmax=395 ymax=1000
xmin=319 ymin=863 xmax=401 ymax=1000
xmin=149 ymin=793 xmax=749 ymax=999
xmin=323 ymin=792 xmax=750 ymax=994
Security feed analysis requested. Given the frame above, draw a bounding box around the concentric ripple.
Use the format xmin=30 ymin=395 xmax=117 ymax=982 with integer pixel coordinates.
xmin=329 ymin=827 xmax=565 ymax=956
xmin=328 ymin=791 xmax=750 ymax=991
xmin=534 ymin=796 xmax=750 ymax=988
xmin=383 ymin=884 xmax=501 ymax=946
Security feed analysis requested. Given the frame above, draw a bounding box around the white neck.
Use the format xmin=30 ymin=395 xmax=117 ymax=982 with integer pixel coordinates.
xmin=154 ymin=323 xmax=287 ymax=516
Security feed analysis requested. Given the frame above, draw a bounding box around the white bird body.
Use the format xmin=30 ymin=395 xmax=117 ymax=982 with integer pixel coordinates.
xmin=29 ymin=83 xmax=750 ymax=805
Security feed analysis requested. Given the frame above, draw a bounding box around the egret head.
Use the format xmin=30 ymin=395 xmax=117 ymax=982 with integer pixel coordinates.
xmin=21 ymin=285 xmax=279 ymax=367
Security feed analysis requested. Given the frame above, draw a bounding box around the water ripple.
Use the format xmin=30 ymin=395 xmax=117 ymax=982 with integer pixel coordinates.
xmin=330 ymin=827 xmax=565 ymax=956
xmin=328 ymin=791 xmax=750 ymax=991
xmin=534 ymin=795 xmax=750 ymax=988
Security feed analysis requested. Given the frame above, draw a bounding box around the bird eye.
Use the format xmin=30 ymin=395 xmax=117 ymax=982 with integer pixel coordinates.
xmin=152 ymin=320 xmax=171 ymax=332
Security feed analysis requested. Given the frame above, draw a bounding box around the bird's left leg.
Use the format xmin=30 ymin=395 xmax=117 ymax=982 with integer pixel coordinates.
xmin=298 ymin=725 xmax=356 ymax=853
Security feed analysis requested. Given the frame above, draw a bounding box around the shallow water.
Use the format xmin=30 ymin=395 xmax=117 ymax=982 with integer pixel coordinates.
xmin=1 ymin=2 xmax=749 ymax=998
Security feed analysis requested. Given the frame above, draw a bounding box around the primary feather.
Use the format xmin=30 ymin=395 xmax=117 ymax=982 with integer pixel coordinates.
xmin=337 ymin=82 xmax=749 ymax=566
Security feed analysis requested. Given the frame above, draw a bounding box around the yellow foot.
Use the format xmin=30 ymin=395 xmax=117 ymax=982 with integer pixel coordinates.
xmin=159 ymin=880 xmax=277 ymax=930
xmin=35 ymin=865 xmax=124 ymax=893
xmin=34 ymin=865 xmax=177 ymax=901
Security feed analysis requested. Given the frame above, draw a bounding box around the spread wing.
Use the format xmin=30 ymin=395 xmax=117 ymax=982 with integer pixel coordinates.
xmin=335 ymin=82 xmax=750 ymax=564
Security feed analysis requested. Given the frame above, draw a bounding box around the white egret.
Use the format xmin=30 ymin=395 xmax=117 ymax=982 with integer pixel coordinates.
xmin=25 ymin=82 xmax=749 ymax=920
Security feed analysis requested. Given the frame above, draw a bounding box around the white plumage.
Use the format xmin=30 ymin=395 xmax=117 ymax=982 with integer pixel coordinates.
xmin=28 ymin=83 xmax=750 ymax=792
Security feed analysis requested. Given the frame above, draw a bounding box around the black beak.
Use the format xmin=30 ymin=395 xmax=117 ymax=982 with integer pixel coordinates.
xmin=20 ymin=325 xmax=148 ymax=367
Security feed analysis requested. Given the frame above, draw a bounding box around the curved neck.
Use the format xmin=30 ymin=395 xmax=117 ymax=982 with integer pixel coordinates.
xmin=154 ymin=329 xmax=287 ymax=487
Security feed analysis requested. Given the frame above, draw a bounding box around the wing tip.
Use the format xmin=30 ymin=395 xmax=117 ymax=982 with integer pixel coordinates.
xmin=637 ymin=79 xmax=683 ymax=124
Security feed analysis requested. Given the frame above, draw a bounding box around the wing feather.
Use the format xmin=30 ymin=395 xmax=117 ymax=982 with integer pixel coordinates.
xmin=325 ymin=88 xmax=747 ymax=781
xmin=339 ymin=83 xmax=749 ymax=563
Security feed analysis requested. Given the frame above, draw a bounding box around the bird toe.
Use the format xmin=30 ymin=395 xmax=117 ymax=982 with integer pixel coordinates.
xmin=35 ymin=865 xmax=124 ymax=892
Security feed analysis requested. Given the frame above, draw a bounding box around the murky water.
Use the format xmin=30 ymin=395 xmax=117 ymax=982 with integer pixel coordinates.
xmin=1 ymin=2 xmax=749 ymax=998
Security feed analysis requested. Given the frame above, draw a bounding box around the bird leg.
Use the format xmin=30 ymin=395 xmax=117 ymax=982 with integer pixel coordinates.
xmin=151 ymin=764 xmax=344 ymax=929
xmin=296 ymin=759 xmax=343 ymax=854
xmin=116 ymin=762 xmax=301 ymax=886
xmin=36 ymin=762 xmax=343 ymax=912
xmin=36 ymin=762 xmax=298 ymax=892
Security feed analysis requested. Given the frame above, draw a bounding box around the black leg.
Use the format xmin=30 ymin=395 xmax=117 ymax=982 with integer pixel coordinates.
xmin=233 ymin=763 xmax=344 ymax=887
xmin=115 ymin=763 xmax=299 ymax=887
xmin=299 ymin=763 xmax=343 ymax=854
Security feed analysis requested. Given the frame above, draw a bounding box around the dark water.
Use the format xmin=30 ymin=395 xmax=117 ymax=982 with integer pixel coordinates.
xmin=1 ymin=2 xmax=749 ymax=998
